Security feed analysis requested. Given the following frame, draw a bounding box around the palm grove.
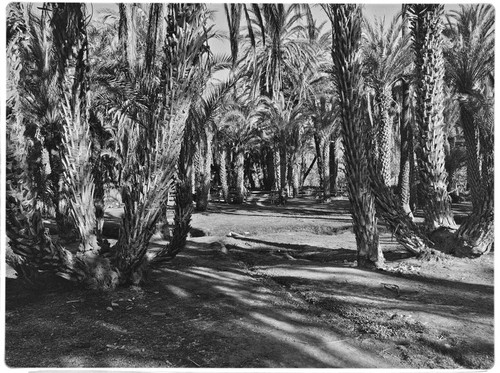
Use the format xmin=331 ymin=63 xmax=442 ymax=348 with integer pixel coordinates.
xmin=6 ymin=3 xmax=494 ymax=290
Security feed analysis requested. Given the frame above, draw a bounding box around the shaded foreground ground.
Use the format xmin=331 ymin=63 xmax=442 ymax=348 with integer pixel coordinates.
xmin=4 ymin=194 xmax=494 ymax=368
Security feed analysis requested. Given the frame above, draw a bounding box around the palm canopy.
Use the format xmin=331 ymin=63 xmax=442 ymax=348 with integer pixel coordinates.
xmin=240 ymin=4 xmax=318 ymax=99
xmin=218 ymin=94 xmax=263 ymax=149
xmin=444 ymin=4 xmax=494 ymax=95
xmin=361 ymin=14 xmax=410 ymax=89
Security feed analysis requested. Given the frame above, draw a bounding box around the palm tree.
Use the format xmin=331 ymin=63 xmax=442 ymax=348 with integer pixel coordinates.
xmin=109 ymin=4 xmax=215 ymax=280
xmin=308 ymin=91 xmax=339 ymax=200
xmin=407 ymin=4 xmax=456 ymax=231
xmin=191 ymin=74 xmax=236 ymax=211
xmin=219 ymin=94 xmax=262 ymax=204
xmin=240 ymin=4 xmax=317 ymax=192
xmin=322 ymin=4 xmax=383 ymax=268
xmin=7 ymin=3 xmax=118 ymax=288
xmin=362 ymin=15 xmax=410 ymax=187
xmin=452 ymin=94 xmax=494 ymax=257
xmin=444 ymin=4 xmax=494 ymax=214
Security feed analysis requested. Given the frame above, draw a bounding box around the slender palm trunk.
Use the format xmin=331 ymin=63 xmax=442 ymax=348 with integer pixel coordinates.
xmin=219 ymin=147 xmax=229 ymax=202
xmin=329 ymin=136 xmax=339 ymax=196
xmin=273 ymin=146 xmax=281 ymax=190
xmin=313 ymin=133 xmax=325 ymax=191
xmin=291 ymin=154 xmax=301 ymax=198
xmin=397 ymin=78 xmax=414 ymax=217
xmin=235 ymin=148 xmax=245 ymax=203
xmin=322 ymin=138 xmax=331 ymax=199
xmin=279 ymin=133 xmax=287 ymax=192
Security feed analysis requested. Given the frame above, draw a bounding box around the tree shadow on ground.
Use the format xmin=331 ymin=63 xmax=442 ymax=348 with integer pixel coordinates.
xmin=5 ymin=237 xmax=493 ymax=368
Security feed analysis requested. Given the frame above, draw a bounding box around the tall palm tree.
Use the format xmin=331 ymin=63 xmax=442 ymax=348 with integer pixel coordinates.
xmin=7 ymin=3 xmax=117 ymax=288
xmin=219 ymin=95 xmax=262 ymax=204
xmin=241 ymin=4 xmax=317 ymax=192
xmin=452 ymin=94 xmax=494 ymax=257
xmin=308 ymin=91 xmax=340 ymax=200
xmin=362 ymin=15 xmax=410 ymax=187
xmin=109 ymin=4 xmax=215 ymax=280
xmin=322 ymin=4 xmax=383 ymax=268
xmin=407 ymin=4 xmax=456 ymax=231
xmin=191 ymin=74 xmax=236 ymax=211
xmin=444 ymin=4 xmax=494 ymax=214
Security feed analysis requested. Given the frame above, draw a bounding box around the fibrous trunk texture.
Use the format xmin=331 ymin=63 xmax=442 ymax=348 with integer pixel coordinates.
xmin=195 ymin=131 xmax=213 ymax=211
xmin=460 ymin=106 xmax=482 ymax=214
xmin=397 ymin=78 xmax=415 ymax=218
xmin=376 ymin=86 xmax=393 ymax=186
xmin=409 ymin=4 xmax=456 ymax=231
xmin=219 ymin=147 xmax=229 ymax=202
xmin=329 ymin=136 xmax=339 ymax=196
xmin=235 ymin=148 xmax=246 ymax=204
xmin=325 ymin=4 xmax=384 ymax=268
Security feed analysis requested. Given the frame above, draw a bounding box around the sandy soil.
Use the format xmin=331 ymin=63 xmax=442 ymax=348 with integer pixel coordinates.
xmin=4 ymin=193 xmax=494 ymax=368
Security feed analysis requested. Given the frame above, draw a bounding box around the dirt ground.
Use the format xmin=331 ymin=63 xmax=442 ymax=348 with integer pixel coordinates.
xmin=3 ymin=193 xmax=494 ymax=368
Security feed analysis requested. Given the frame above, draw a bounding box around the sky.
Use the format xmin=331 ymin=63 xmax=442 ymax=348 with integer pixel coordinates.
xmin=90 ymin=3 xmax=463 ymax=56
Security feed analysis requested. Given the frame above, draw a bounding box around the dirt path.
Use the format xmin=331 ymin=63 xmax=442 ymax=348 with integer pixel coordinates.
xmin=4 ymin=195 xmax=494 ymax=368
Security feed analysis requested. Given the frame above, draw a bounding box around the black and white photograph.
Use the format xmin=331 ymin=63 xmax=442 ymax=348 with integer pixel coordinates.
xmin=3 ymin=2 xmax=495 ymax=369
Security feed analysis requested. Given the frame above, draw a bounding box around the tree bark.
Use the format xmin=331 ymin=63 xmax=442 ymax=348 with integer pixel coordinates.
xmin=329 ymin=136 xmax=339 ymax=196
xmin=235 ymin=148 xmax=245 ymax=203
xmin=324 ymin=4 xmax=384 ymax=268
xmin=219 ymin=147 xmax=229 ymax=202
xmin=409 ymin=4 xmax=456 ymax=230
xmin=376 ymin=86 xmax=393 ymax=186
xmin=397 ymin=78 xmax=415 ymax=218
xmin=460 ymin=106 xmax=482 ymax=213
xmin=195 ymin=131 xmax=213 ymax=211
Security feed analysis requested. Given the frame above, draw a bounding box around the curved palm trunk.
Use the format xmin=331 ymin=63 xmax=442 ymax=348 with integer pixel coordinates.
xmin=397 ymin=78 xmax=415 ymax=217
xmin=453 ymin=104 xmax=494 ymax=257
xmin=325 ymin=4 xmax=383 ymax=268
xmin=313 ymin=133 xmax=325 ymax=191
xmin=409 ymin=4 xmax=456 ymax=231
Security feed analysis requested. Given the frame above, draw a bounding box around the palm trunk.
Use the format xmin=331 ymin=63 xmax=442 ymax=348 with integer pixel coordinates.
xmin=253 ymin=162 xmax=262 ymax=190
xmin=279 ymin=134 xmax=287 ymax=192
xmin=376 ymin=86 xmax=393 ymax=186
xmin=313 ymin=133 xmax=325 ymax=192
xmin=196 ymin=131 xmax=213 ymax=211
xmin=219 ymin=147 xmax=229 ymax=202
xmin=453 ymin=180 xmax=493 ymax=256
xmin=273 ymin=146 xmax=281 ymax=191
xmin=329 ymin=136 xmax=339 ymax=196
xmin=322 ymin=138 xmax=331 ymax=199
xmin=325 ymin=4 xmax=384 ymax=268
xmin=397 ymin=78 xmax=414 ymax=217
xmin=151 ymin=178 xmax=193 ymax=266
xmin=460 ymin=106 xmax=482 ymax=213
xmin=235 ymin=148 xmax=245 ymax=203
xmin=292 ymin=155 xmax=301 ymax=198
xmin=409 ymin=4 xmax=456 ymax=231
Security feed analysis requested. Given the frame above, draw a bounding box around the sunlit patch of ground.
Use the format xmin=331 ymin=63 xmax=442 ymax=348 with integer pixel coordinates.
xmin=5 ymin=195 xmax=493 ymax=368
